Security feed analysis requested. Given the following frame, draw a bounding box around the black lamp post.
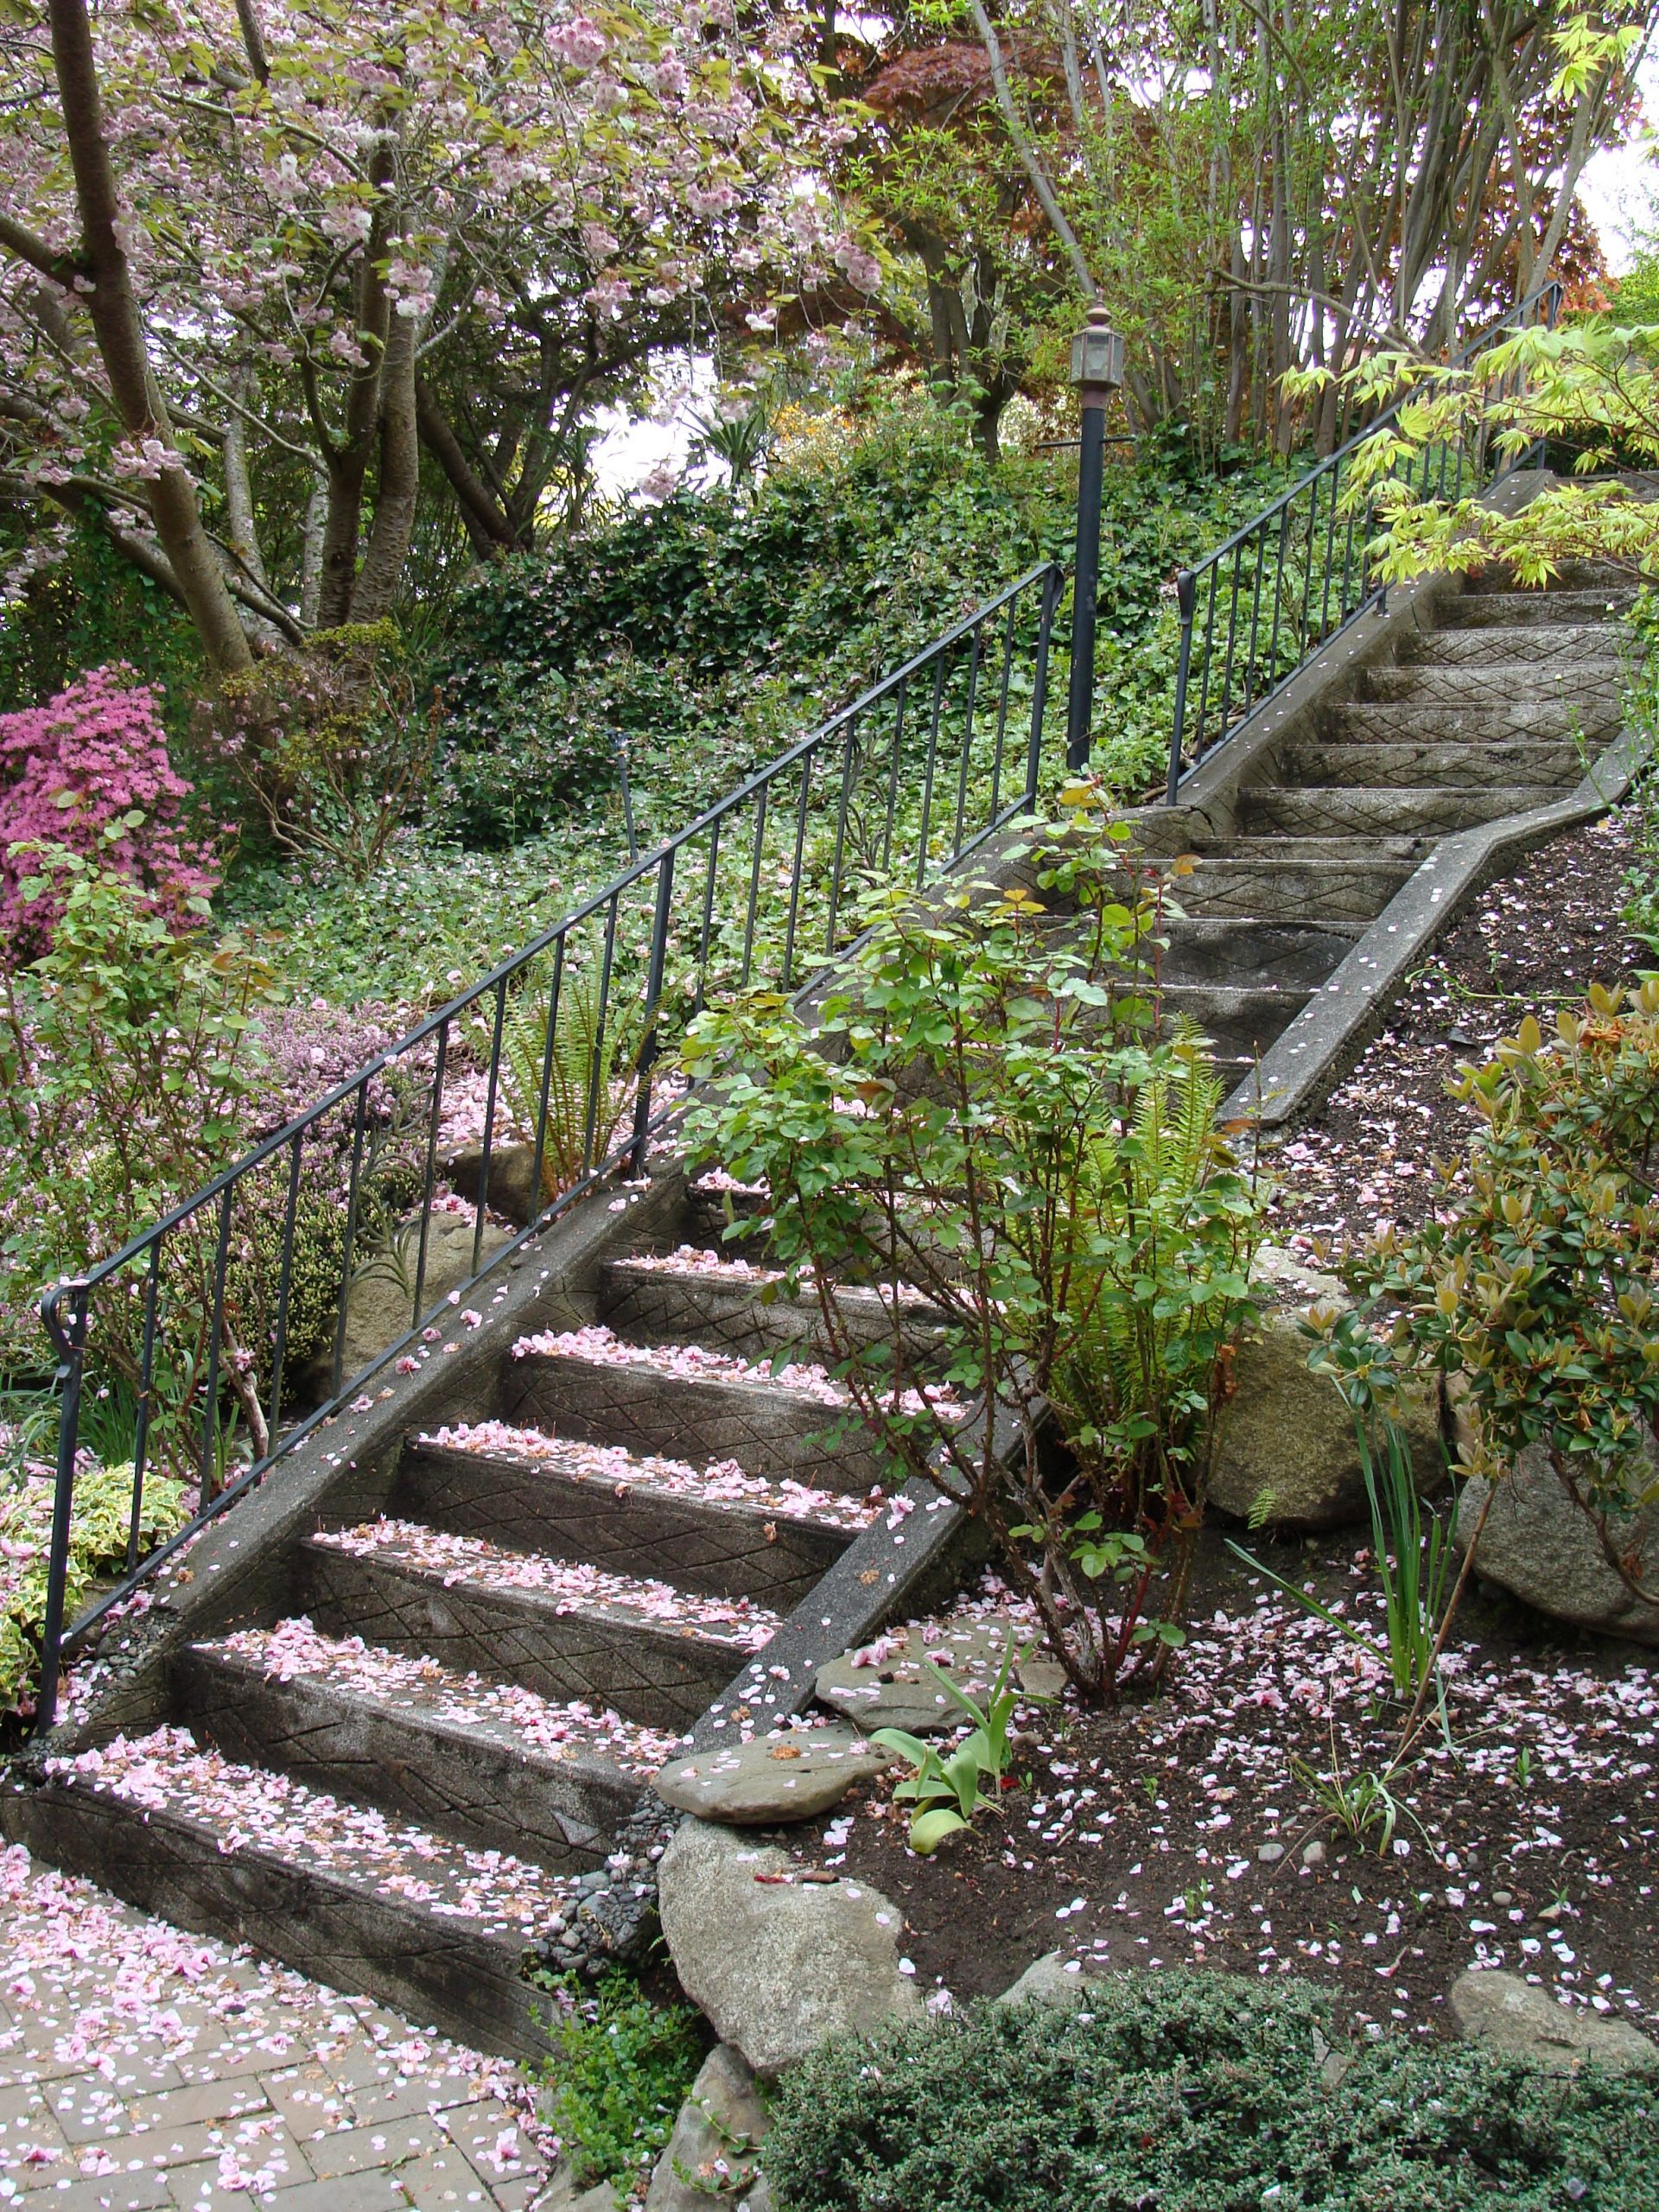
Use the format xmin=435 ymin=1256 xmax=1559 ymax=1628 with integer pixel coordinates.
xmin=1065 ymin=302 xmax=1126 ymax=773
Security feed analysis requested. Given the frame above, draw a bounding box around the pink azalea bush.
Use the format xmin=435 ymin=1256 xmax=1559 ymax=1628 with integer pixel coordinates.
xmin=0 ymin=664 xmax=219 ymax=963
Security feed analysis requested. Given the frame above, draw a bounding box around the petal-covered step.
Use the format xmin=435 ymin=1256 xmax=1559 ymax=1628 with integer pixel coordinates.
xmin=598 ymin=1246 xmax=948 ymax=1363
xmin=502 ymin=1325 xmax=931 ymax=1493
xmin=1274 ymin=739 xmax=1583 ymax=791
xmin=20 ymin=1726 xmax=572 ymax=2058
xmin=398 ymin=1422 xmax=868 ymax=1605
xmin=1240 ymin=784 xmax=1567 ymax=838
xmin=175 ymin=1620 xmax=668 ymax=1866
xmin=301 ymin=1519 xmax=779 ymax=1727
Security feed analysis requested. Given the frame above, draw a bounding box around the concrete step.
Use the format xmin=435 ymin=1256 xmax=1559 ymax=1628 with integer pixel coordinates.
xmin=21 ymin=1726 xmax=571 ymax=2057
xmin=1406 ymin=622 xmax=1630 ymax=669
xmin=1139 ymin=849 xmax=1417 ymax=922
xmin=175 ymin=1623 xmax=659 ymax=1867
xmin=1240 ymin=784 xmax=1564 ymax=838
xmin=1154 ymin=916 xmax=1361 ymax=990
xmin=598 ymin=1251 xmax=947 ymax=1364
xmin=1362 ymin=661 xmax=1623 ymax=706
xmin=397 ymin=1427 xmax=864 ymax=1605
xmin=1159 ymin=981 xmax=1311 ymax=1060
xmin=503 ymin=1327 xmax=909 ymax=1493
xmin=301 ymin=1518 xmax=778 ymax=1727
xmin=1275 ymin=739 xmax=1583 ymax=791
xmin=1438 ymin=586 xmax=1637 ymax=627
xmin=1328 ymin=699 xmax=1608 ymax=746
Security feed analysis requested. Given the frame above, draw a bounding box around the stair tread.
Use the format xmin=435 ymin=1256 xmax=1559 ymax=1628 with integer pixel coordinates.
xmin=308 ymin=1517 xmax=784 ymax=1651
xmin=412 ymin=1420 xmax=881 ymax=1535
xmin=197 ymin=1619 xmax=682 ymax=1777
xmin=511 ymin=1322 xmax=961 ymax=1420
xmin=45 ymin=1725 xmax=575 ymax=1942
xmin=610 ymin=1245 xmax=940 ymax=1319
xmin=1247 ymin=782 xmax=1566 ymax=802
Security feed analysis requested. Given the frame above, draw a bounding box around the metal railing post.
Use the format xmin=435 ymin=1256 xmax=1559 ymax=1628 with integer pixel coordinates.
xmin=36 ymin=1283 xmax=89 ymax=1735
xmin=1025 ymin=565 xmax=1063 ymax=804
xmin=629 ymin=850 xmax=677 ymax=1174
xmin=1065 ymin=302 xmax=1125 ymax=772
xmin=1166 ymin=570 xmax=1198 ymax=804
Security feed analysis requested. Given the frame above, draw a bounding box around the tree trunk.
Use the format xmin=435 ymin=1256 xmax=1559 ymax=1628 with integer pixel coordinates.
xmin=47 ymin=0 xmax=251 ymax=672
xmin=351 ymin=312 xmax=420 ymax=620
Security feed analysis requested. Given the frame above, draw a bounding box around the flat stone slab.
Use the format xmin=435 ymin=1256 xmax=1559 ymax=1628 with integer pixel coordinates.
xmin=1449 ymin=1969 xmax=1658 ymax=2072
xmin=653 ymin=1727 xmax=892 ymax=1824
xmin=995 ymin=1950 xmax=1106 ymax=2008
xmin=815 ymin=1618 xmax=1066 ymax=1733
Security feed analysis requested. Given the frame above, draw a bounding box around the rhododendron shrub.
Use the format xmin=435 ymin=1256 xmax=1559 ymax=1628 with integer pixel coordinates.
xmin=0 ymin=665 xmax=218 ymax=963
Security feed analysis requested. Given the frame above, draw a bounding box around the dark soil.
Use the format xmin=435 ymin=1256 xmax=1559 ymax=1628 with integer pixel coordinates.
xmin=1268 ymin=807 xmax=1651 ymax=1245
xmin=751 ymin=1534 xmax=1659 ymax=2048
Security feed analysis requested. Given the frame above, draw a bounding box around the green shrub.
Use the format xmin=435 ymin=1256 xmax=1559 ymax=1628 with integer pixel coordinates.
xmin=681 ymin=791 xmax=1263 ymax=1703
xmin=765 ymin=1970 xmax=1659 ymax=2212
xmin=536 ymin=1967 xmax=703 ymax=2197
xmin=0 ymin=1457 xmax=188 ymax=1714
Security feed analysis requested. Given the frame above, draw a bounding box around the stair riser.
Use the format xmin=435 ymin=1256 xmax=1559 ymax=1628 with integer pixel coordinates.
xmin=174 ymin=1647 xmax=636 ymax=1868
xmin=1158 ymin=985 xmax=1310 ymax=1060
xmin=1330 ymin=702 xmax=1606 ymax=745
xmin=1154 ymin=918 xmax=1358 ymax=990
xmin=398 ymin=1441 xmax=849 ymax=1606
xmin=302 ymin=1543 xmax=736 ymax=1727
xmin=1274 ymin=741 xmax=1582 ymax=791
xmin=1440 ymin=589 xmax=1636 ymax=627
xmin=3 ymin=1785 xmax=544 ymax=2061
xmin=598 ymin=1267 xmax=943 ymax=1365
xmin=1143 ymin=860 xmax=1414 ymax=922
xmin=1363 ymin=665 xmax=1623 ymax=706
xmin=1406 ymin=628 xmax=1628 ymax=669
xmin=1242 ymin=787 xmax=1559 ymax=837
xmin=503 ymin=1353 xmax=888 ymax=1494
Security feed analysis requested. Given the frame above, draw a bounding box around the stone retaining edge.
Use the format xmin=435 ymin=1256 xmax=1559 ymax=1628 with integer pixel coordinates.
xmin=1222 ymin=714 xmax=1654 ymax=1132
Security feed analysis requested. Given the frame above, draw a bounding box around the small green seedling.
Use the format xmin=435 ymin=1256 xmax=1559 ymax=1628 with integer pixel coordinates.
xmin=872 ymin=1631 xmax=1050 ymax=1855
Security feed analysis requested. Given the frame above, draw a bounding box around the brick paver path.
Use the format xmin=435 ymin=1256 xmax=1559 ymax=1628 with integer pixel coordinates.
xmin=0 ymin=1847 xmax=558 ymax=2211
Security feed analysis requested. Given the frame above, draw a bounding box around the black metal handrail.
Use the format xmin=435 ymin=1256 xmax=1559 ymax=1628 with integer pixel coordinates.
xmin=1164 ymin=282 xmax=1563 ymax=802
xmin=31 ymin=558 xmax=1065 ymax=1729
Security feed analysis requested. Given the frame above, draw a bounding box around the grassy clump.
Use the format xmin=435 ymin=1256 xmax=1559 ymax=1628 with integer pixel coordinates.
xmin=536 ymin=1967 xmax=704 ymax=2199
xmin=764 ymin=1969 xmax=1658 ymax=2211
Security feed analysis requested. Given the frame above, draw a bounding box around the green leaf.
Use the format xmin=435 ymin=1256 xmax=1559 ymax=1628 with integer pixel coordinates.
xmin=907 ymin=1807 xmax=970 ymax=1855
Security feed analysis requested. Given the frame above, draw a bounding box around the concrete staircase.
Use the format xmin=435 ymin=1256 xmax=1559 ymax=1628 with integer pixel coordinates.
xmin=13 ymin=558 xmax=1637 ymax=2067
xmin=1135 ymin=563 xmax=1637 ymax=1091
xmin=20 ymin=1198 xmax=903 ymax=2060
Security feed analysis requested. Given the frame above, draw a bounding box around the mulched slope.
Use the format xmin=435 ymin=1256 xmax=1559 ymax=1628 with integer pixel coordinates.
xmin=770 ymin=1545 xmax=1659 ymax=2045
xmin=1269 ymin=807 xmax=1650 ymax=1245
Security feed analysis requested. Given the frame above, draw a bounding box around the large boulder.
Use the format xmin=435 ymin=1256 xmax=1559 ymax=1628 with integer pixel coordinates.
xmin=325 ymin=1207 xmax=511 ymax=1382
xmin=1458 ymin=1439 xmax=1659 ymax=1647
xmin=1209 ymin=1245 xmax=1441 ymax=1531
xmin=657 ymin=1819 xmax=920 ymax=2077
xmin=645 ymin=2043 xmax=770 ymax=2211
xmin=1449 ymin=1969 xmax=1658 ymax=2071
xmin=444 ymin=1140 xmax=544 ymax=1230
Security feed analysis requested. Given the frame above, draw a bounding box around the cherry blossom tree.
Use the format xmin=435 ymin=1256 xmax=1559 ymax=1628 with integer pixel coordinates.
xmin=0 ymin=0 xmax=875 ymax=672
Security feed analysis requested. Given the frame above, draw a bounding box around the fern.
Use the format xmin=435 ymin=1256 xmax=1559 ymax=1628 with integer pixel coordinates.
xmin=1052 ymin=1040 xmax=1242 ymax=1465
xmin=495 ymin=939 xmax=648 ymax=1201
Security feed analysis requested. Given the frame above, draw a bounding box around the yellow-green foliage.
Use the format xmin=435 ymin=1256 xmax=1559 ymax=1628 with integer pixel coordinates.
xmin=0 ymin=1463 xmax=188 ymax=1710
